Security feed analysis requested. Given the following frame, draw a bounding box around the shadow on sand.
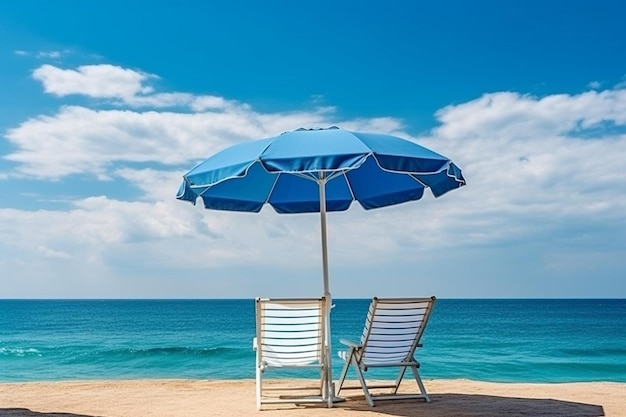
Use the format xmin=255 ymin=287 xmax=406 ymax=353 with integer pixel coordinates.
xmin=336 ymin=392 xmax=605 ymax=417
xmin=0 ymin=393 xmax=606 ymax=417
xmin=0 ymin=410 xmax=98 ymax=417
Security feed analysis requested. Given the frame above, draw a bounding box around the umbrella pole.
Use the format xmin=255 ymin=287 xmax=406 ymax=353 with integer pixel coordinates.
xmin=318 ymin=174 xmax=334 ymax=405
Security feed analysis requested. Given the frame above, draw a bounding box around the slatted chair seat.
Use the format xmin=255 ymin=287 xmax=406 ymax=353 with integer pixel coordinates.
xmin=336 ymin=296 xmax=436 ymax=407
xmin=254 ymin=297 xmax=331 ymax=410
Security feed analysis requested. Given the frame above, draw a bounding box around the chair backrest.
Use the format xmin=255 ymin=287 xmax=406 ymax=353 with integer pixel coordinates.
xmin=360 ymin=297 xmax=436 ymax=365
xmin=256 ymin=297 xmax=326 ymax=367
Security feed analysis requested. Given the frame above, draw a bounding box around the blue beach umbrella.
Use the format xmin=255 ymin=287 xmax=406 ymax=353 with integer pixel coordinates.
xmin=176 ymin=126 xmax=466 ymax=400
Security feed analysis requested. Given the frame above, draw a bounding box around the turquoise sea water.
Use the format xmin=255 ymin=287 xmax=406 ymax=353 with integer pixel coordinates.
xmin=1 ymin=299 xmax=625 ymax=383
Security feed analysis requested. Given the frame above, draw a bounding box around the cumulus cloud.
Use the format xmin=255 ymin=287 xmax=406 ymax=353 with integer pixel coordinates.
xmin=32 ymin=64 xmax=155 ymax=100
xmin=29 ymin=64 xmax=248 ymax=111
xmin=424 ymin=89 xmax=626 ymax=235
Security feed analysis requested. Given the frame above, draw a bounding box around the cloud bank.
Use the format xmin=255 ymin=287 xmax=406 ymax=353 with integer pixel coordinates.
xmin=2 ymin=63 xmax=625 ymax=298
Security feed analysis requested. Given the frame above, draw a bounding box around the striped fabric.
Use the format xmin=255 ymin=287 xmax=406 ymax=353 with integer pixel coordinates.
xmin=336 ymin=296 xmax=436 ymax=407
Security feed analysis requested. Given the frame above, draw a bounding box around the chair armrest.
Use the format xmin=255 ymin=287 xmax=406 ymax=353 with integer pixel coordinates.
xmin=252 ymin=337 xmax=258 ymax=351
xmin=339 ymin=338 xmax=361 ymax=348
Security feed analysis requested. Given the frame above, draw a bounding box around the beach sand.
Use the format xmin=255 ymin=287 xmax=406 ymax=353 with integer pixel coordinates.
xmin=0 ymin=379 xmax=623 ymax=417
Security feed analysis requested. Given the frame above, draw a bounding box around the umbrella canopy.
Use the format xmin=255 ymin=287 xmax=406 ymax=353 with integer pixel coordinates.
xmin=177 ymin=127 xmax=465 ymax=214
xmin=176 ymin=126 xmax=465 ymax=401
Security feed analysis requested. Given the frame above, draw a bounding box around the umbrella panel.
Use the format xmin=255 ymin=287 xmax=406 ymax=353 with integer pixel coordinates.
xmin=269 ymin=174 xmax=353 ymax=214
xmin=345 ymin=157 xmax=426 ymax=210
xmin=198 ymin=163 xmax=274 ymax=212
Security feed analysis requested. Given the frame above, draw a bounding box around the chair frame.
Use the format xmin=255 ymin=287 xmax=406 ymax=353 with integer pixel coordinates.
xmin=254 ymin=297 xmax=332 ymax=410
xmin=336 ymin=296 xmax=436 ymax=407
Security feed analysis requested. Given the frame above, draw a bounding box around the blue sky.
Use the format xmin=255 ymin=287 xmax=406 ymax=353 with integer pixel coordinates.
xmin=1 ymin=1 xmax=625 ymax=298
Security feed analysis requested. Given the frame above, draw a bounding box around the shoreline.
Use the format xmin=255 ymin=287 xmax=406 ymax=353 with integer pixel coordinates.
xmin=0 ymin=378 xmax=623 ymax=416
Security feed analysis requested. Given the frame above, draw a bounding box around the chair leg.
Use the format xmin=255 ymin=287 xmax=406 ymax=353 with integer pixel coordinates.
xmin=256 ymin=366 xmax=262 ymax=410
xmin=411 ymin=365 xmax=430 ymax=402
xmin=352 ymin=357 xmax=374 ymax=407
xmin=391 ymin=366 xmax=408 ymax=395
xmin=336 ymin=347 xmax=354 ymax=394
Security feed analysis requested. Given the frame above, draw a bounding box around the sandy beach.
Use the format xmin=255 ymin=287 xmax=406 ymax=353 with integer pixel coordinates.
xmin=0 ymin=379 xmax=623 ymax=417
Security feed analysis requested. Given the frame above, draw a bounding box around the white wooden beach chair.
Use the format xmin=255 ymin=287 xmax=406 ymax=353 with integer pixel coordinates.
xmin=336 ymin=296 xmax=436 ymax=407
xmin=253 ymin=297 xmax=331 ymax=410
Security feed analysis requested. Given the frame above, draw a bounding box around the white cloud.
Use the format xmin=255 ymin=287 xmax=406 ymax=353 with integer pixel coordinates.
xmin=433 ymin=90 xmax=626 ymax=142
xmin=588 ymin=80 xmax=601 ymax=89
xmin=190 ymin=95 xmax=244 ymax=112
xmin=37 ymin=245 xmax=71 ymax=259
xmin=14 ymin=50 xmax=71 ymax=59
xmin=422 ymin=90 xmax=626 ymax=247
xmin=32 ymin=64 xmax=155 ymax=99
xmin=29 ymin=64 xmax=248 ymax=111
xmin=121 ymin=92 xmax=195 ymax=108
xmin=69 ymin=196 xmax=211 ymax=243
xmin=114 ymin=168 xmax=183 ymax=202
xmin=36 ymin=50 xmax=69 ymax=59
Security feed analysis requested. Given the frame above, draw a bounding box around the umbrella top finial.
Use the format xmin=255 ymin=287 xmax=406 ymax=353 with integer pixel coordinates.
xmin=290 ymin=126 xmax=341 ymax=134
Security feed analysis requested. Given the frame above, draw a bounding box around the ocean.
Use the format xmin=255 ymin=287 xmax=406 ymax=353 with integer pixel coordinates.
xmin=1 ymin=299 xmax=625 ymax=383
